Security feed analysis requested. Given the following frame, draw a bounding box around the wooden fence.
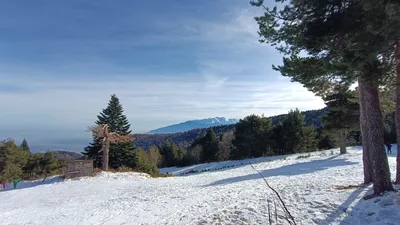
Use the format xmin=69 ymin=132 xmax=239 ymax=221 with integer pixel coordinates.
xmin=65 ymin=160 xmax=94 ymax=179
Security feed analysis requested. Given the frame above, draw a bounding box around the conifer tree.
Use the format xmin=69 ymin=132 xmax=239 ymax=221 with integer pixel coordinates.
xmin=40 ymin=152 xmax=59 ymax=181
xmin=20 ymin=138 xmax=30 ymax=152
xmin=201 ymin=128 xmax=218 ymax=162
xmin=232 ymin=115 xmax=273 ymax=159
xmin=271 ymin=123 xmax=286 ymax=155
xmin=282 ymin=109 xmax=306 ymax=153
xmin=250 ymin=0 xmax=394 ymax=194
xmin=0 ymin=139 xmax=29 ymax=182
xmin=82 ymin=94 xmax=135 ymax=169
xmin=159 ymin=139 xmax=180 ymax=167
xmin=302 ymin=126 xmax=318 ymax=152
xmin=134 ymin=148 xmax=159 ymax=176
xmin=216 ymin=131 xmax=234 ymax=161
xmin=322 ymin=87 xmax=360 ymax=154
xmin=180 ymin=144 xmax=203 ymax=167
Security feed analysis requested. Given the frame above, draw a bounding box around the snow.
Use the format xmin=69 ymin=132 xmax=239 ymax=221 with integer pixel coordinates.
xmin=0 ymin=146 xmax=399 ymax=225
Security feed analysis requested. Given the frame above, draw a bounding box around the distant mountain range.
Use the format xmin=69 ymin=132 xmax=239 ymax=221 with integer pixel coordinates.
xmin=147 ymin=117 xmax=239 ymax=134
xmin=134 ymin=108 xmax=328 ymax=150
xmin=28 ymin=108 xmax=327 ymax=153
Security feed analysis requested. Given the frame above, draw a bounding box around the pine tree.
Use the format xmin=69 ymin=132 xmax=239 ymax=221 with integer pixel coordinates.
xmin=232 ymin=115 xmax=273 ymax=159
xmin=40 ymin=152 xmax=59 ymax=181
xmin=282 ymin=109 xmax=306 ymax=153
xmin=251 ymin=0 xmax=394 ymax=194
xmin=82 ymin=94 xmax=135 ymax=169
xmin=271 ymin=123 xmax=286 ymax=155
xmin=134 ymin=148 xmax=159 ymax=176
xmin=20 ymin=138 xmax=30 ymax=152
xmin=316 ymin=127 xmax=338 ymax=150
xmin=201 ymin=128 xmax=218 ymax=162
xmin=322 ymin=87 xmax=360 ymax=154
xmin=216 ymin=131 xmax=234 ymax=161
xmin=0 ymin=139 xmax=29 ymax=182
xmin=396 ymin=42 xmax=400 ymax=183
xmin=179 ymin=144 xmax=203 ymax=167
xmin=159 ymin=139 xmax=180 ymax=167
xmin=302 ymin=126 xmax=318 ymax=152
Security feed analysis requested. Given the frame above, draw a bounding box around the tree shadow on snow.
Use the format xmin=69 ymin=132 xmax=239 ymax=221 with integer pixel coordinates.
xmin=0 ymin=176 xmax=64 ymax=192
xmin=204 ymin=156 xmax=358 ymax=187
xmin=315 ymin=185 xmax=373 ymax=225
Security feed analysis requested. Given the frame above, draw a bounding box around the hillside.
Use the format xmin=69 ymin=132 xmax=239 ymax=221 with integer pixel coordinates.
xmin=134 ymin=108 xmax=328 ymax=149
xmin=134 ymin=124 xmax=235 ymax=150
xmin=1 ymin=147 xmax=398 ymax=224
xmin=50 ymin=151 xmax=83 ymax=161
xmin=148 ymin=117 xmax=239 ymax=134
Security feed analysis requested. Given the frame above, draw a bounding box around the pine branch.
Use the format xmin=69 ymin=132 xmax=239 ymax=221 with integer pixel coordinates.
xmin=268 ymin=200 xmax=272 ymax=224
xmin=250 ymin=164 xmax=297 ymax=225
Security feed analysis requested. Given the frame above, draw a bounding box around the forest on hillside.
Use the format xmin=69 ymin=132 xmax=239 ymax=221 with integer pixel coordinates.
xmin=133 ymin=108 xmax=329 ymax=150
xmin=76 ymin=88 xmax=382 ymax=175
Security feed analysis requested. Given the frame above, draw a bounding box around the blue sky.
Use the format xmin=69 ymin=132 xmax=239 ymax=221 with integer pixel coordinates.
xmin=0 ymin=0 xmax=325 ymax=152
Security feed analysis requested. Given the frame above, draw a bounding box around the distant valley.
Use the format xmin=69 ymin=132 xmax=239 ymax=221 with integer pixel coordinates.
xmin=30 ymin=108 xmax=327 ymax=153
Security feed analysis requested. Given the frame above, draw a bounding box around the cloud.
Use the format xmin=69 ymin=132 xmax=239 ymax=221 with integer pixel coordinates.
xmin=0 ymin=1 xmax=326 ymax=152
xmin=0 ymin=73 xmax=324 ymax=129
xmin=0 ymin=73 xmax=325 ymax=152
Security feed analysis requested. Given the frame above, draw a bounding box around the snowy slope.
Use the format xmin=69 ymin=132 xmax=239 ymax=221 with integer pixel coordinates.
xmin=0 ymin=146 xmax=399 ymax=225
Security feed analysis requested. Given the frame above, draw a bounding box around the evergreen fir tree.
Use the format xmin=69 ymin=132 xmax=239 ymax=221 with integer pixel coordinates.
xmin=82 ymin=94 xmax=135 ymax=169
xmin=159 ymin=139 xmax=180 ymax=167
xmin=216 ymin=131 xmax=234 ymax=161
xmin=201 ymin=128 xmax=218 ymax=163
xmin=282 ymin=109 xmax=306 ymax=153
xmin=20 ymin=138 xmax=30 ymax=152
xmin=271 ymin=123 xmax=286 ymax=155
xmin=302 ymin=126 xmax=318 ymax=152
xmin=322 ymin=87 xmax=360 ymax=154
xmin=232 ymin=115 xmax=273 ymax=159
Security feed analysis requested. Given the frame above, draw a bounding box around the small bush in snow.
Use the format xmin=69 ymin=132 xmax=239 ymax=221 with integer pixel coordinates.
xmin=296 ymin=154 xmax=311 ymax=159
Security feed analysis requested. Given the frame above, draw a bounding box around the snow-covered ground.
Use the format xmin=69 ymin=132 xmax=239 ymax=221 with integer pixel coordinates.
xmin=0 ymin=146 xmax=399 ymax=225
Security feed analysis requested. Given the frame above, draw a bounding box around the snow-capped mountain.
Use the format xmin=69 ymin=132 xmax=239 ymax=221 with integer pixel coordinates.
xmin=148 ymin=117 xmax=239 ymax=134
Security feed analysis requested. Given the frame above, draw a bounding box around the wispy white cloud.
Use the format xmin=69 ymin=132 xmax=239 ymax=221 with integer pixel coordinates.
xmin=0 ymin=2 xmax=326 ymax=152
xmin=0 ymin=71 xmax=325 ymax=151
xmin=0 ymin=72 xmax=324 ymax=129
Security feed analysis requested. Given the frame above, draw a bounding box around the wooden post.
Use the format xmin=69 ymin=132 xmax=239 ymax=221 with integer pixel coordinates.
xmin=91 ymin=124 xmax=134 ymax=171
xmin=102 ymin=125 xmax=110 ymax=171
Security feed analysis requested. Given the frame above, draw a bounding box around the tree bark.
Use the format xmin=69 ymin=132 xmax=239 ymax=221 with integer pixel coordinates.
xmin=359 ymin=75 xmax=393 ymax=194
xmin=339 ymin=128 xmax=347 ymax=154
xmin=395 ymin=40 xmax=400 ymax=184
xmin=358 ymin=77 xmax=373 ymax=184
xmin=102 ymin=139 xmax=110 ymax=171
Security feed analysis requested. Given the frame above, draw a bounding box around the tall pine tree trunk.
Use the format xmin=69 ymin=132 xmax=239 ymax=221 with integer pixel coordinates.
xmin=358 ymin=76 xmax=373 ymax=184
xmin=395 ymin=40 xmax=400 ymax=184
xmin=339 ymin=128 xmax=347 ymax=154
xmin=102 ymin=139 xmax=110 ymax=171
xmin=359 ymin=74 xmax=393 ymax=194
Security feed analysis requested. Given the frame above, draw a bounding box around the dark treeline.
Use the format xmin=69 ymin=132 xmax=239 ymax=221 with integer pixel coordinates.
xmin=0 ymin=138 xmax=67 ymax=184
xmin=79 ymin=88 xmax=397 ymax=175
xmin=134 ymin=108 xmax=328 ymax=150
xmin=156 ymin=87 xmax=397 ymax=168
xmin=79 ymin=95 xmax=345 ymax=175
